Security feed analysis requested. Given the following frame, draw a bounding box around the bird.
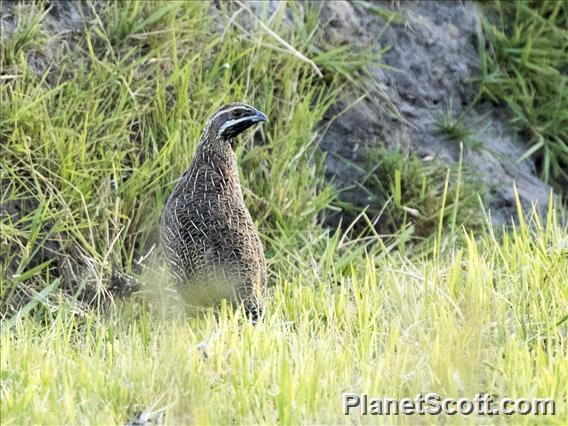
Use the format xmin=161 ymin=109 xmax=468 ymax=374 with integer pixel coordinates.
xmin=160 ymin=102 xmax=268 ymax=321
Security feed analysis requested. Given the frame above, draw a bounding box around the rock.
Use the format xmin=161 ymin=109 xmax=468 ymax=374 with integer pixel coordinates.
xmin=320 ymin=0 xmax=362 ymax=45
xmin=317 ymin=0 xmax=553 ymax=227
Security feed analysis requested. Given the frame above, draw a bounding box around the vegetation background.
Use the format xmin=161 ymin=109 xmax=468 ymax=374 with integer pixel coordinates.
xmin=1 ymin=0 xmax=567 ymax=424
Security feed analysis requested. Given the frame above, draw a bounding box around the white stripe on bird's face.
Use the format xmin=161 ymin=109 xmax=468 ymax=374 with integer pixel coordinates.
xmin=211 ymin=105 xmax=249 ymax=119
xmin=217 ymin=116 xmax=256 ymax=138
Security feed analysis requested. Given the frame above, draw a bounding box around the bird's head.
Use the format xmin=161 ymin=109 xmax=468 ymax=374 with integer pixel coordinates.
xmin=202 ymin=102 xmax=268 ymax=148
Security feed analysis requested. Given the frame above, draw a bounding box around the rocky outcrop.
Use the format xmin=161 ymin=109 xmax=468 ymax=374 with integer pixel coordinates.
xmin=317 ymin=1 xmax=552 ymax=227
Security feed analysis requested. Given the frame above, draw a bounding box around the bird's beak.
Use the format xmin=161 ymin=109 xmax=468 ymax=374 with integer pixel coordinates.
xmin=252 ymin=109 xmax=269 ymax=124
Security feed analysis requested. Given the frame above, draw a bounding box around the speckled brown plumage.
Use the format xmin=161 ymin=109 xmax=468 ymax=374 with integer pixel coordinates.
xmin=160 ymin=103 xmax=268 ymax=320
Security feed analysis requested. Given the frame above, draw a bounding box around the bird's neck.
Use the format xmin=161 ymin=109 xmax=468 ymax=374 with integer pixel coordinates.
xmin=193 ymin=139 xmax=239 ymax=179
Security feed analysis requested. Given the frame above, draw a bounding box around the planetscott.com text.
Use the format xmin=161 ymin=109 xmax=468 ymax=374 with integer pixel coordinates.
xmin=342 ymin=393 xmax=555 ymax=416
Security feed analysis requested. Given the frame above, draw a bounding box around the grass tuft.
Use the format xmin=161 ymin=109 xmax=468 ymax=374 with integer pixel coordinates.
xmin=478 ymin=0 xmax=568 ymax=189
xmin=0 ymin=2 xmax=49 ymax=68
xmin=433 ymin=99 xmax=484 ymax=151
xmin=347 ymin=146 xmax=485 ymax=241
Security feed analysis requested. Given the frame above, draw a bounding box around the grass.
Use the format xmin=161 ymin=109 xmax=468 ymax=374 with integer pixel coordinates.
xmin=343 ymin=145 xmax=485 ymax=241
xmin=0 ymin=2 xmax=49 ymax=68
xmin=477 ymin=0 xmax=568 ymax=189
xmin=2 ymin=204 xmax=567 ymax=424
xmin=1 ymin=0 xmax=567 ymax=424
xmin=433 ymin=99 xmax=484 ymax=151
